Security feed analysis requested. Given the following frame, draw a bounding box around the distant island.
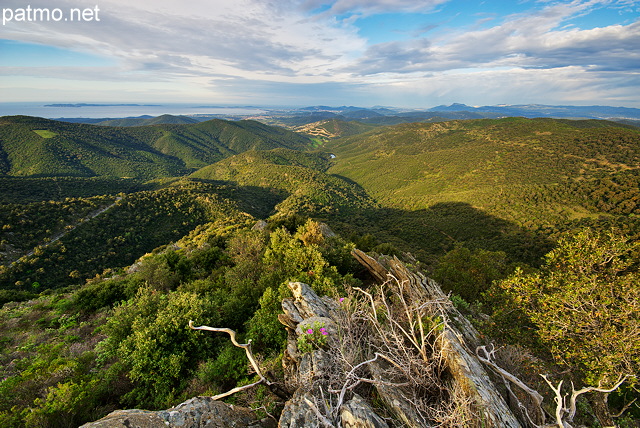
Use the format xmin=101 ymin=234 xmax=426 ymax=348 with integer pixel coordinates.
xmin=44 ymin=103 xmax=163 ymax=108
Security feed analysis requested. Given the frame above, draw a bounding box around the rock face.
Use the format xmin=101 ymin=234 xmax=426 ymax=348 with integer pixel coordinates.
xmin=350 ymin=250 xmax=522 ymax=428
xmin=276 ymin=252 xmax=522 ymax=427
xmin=278 ymin=281 xmax=389 ymax=428
xmin=79 ymin=396 xmax=271 ymax=428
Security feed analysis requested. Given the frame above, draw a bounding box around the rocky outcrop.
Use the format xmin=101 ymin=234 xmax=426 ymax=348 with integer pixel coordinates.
xmin=79 ymin=396 xmax=272 ymax=428
xmin=278 ymin=281 xmax=389 ymax=428
xmin=276 ymin=251 xmax=522 ymax=427
xmin=351 ymin=249 xmax=522 ymax=428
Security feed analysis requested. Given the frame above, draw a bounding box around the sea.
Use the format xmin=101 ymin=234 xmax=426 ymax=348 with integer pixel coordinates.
xmin=0 ymin=102 xmax=268 ymax=119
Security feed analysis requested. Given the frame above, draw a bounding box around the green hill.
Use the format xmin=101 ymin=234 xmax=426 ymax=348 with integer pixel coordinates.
xmin=3 ymin=115 xmax=640 ymax=427
xmin=96 ymin=114 xmax=199 ymax=127
xmin=327 ymin=117 xmax=640 ymax=228
xmin=190 ymin=148 xmax=376 ymax=216
xmin=0 ymin=116 xmax=311 ymax=179
xmin=0 ymin=179 xmax=264 ymax=291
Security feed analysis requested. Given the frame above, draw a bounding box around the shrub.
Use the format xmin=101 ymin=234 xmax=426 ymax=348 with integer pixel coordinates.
xmin=296 ymin=321 xmax=329 ymax=353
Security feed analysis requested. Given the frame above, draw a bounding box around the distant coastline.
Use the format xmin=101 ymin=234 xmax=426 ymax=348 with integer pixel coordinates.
xmin=0 ymin=102 xmax=267 ymax=118
xmin=44 ymin=103 xmax=163 ymax=108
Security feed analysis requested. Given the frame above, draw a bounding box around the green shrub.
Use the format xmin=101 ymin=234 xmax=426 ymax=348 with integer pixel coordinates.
xmin=297 ymin=321 xmax=329 ymax=353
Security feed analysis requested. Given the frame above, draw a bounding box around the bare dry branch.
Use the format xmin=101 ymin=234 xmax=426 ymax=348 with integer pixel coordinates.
xmin=303 ymin=396 xmax=335 ymax=428
xmin=477 ymin=345 xmax=545 ymax=408
xmin=188 ymin=320 xmax=272 ymax=399
xmin=567 ymin=375 xmax=629 ymax=421
xmin=210 ymin=379 xmax=265 ymax=401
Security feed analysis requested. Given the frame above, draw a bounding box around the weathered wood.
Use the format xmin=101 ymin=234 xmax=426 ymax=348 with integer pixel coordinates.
xmin=351 ymin=249 xmax=522 ymax=428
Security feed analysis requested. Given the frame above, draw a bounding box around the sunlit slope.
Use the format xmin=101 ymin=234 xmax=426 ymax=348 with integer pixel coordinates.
xmin=0 ymin=116 xmax=186 ymax=178
xmin=0 ymin=116 xmax=311 ymax=178
xmin=137 ymin=119 xmax=312 ymax=169
xmin=294 ymin=119 xmax=378 ymax=140
xmin=190 ymin=148 xmax=376 ymax=215
xmin=326 ymin=117 xmax=640 ymax=225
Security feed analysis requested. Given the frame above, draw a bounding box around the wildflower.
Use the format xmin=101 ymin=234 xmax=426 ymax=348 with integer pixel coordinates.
xmin=307 ymin=328 xmax=313 ymax=334
xmin=339 ymin=297 xmax=344 ymax=302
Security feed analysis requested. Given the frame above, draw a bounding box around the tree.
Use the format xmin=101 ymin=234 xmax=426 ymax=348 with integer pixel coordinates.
xmin=432 ymin=245 xmax=512 ymax=303
xmin=494 ymin=228 xmax=640 ymax=423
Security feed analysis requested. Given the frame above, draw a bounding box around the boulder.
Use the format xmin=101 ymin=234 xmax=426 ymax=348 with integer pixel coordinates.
xmin=80 ymin=396 xmax=271 ymax=428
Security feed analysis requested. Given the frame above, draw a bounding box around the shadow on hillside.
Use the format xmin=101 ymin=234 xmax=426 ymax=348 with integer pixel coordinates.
xmin=326 ymin=201 xmax=554 ymax=267
xmin=190 ymin=178 xmax=290 ymax=219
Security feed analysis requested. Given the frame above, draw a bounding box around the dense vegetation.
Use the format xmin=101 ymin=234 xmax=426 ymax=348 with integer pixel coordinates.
xmin=1 ymin=115 xmax=639 ymax=426
xmin=0 ymin=219 xmax=358 ymax=427
xmin=96 ymin=114 xmax=200 ymax=127
xmin=0 ymin=116 xmax=311 ymax=178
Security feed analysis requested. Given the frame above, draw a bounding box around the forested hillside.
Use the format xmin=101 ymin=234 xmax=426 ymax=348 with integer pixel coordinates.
xmin=0 ymin=115 xmax=639 ymax=427
xmin=96 ymin=114 xmax=200 ymax=127
xmin=327 ymin=117 xmax=640 ymax=231
xmin=0 ymin=116 xmax=311 ymax=178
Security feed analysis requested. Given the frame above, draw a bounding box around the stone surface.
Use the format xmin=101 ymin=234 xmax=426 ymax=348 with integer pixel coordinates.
xmin=278 ymin=390 xmax=325 ymax=428
xmin=340 ymin=394 xmax=389 ymax=428
xmin=80 ymin=396 xmax=270 ymax=428
xmin=351 ymin=249 xmax=522 ymax=428
xmin=288 ymin=281 xmax=332 ymax=319
xmin=252 ymin=220 xmax=268 ymax=231
xmin=278 ymin=281 xmax=390 ymax=428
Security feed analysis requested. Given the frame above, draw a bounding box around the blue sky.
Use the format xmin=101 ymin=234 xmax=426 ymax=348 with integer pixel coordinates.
xmin=1 ymin=0 xmax=639 ymax=108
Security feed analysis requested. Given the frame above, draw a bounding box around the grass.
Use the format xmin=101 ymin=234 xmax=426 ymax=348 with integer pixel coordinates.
xmin=33 ymin=130 xmax=58 ymax=139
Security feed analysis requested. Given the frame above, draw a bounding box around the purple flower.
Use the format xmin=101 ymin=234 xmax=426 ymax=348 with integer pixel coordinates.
xmin=321 ymin=331 xmax=328 ymax=336
xmin=306 ymin=328 xmax=313 ymax=334
xmin=339 ymin=297 xmax=344 ymax=302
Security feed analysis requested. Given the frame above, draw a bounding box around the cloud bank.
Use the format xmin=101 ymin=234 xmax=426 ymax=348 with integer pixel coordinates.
xmin=1 ymin=0 xmax=639 ymax=106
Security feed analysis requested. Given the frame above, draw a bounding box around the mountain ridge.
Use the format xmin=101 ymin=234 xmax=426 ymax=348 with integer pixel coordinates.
xmin=0 ymin=115 xmax=311 ymax=178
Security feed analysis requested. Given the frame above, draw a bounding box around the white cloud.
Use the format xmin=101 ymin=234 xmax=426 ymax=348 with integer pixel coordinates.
xmin=345 ymin=0 xmax=640 ymax=75
xmin=1 ymin=0 xmax=639 ymax=106
xmin=1 ymin=0 xmax=366 ymax=82
xmin=300 ymin=0 xmax=449 ymax=16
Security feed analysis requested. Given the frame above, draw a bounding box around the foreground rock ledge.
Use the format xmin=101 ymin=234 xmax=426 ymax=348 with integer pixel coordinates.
xmin=350 ymin=249 xmax=522 ymax=428
xmin=79 ymin=396 xmax=271 ymax=428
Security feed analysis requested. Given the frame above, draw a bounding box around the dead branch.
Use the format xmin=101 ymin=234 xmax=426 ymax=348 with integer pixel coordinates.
xmin=477 ymin=345 xmax=545 ymax=407
xmin=210 ymin=379 xmax=265 ymax=401
xmin=539 ymin=374 xmax=629 ymax=428
xmin=303 ymin=396 xmax=336 ymax=428
xmin=567 ymin=375 xmax=628 ymax=421
xmin=611 ymin=398 xmax=637 ymax=418
xmin=335 ymin=353 xmax=381 ymax=414
xmin=477 ymin=344 xmax=546 ymax=427
xmin=188 ymin=320 xmax=272 ymax=401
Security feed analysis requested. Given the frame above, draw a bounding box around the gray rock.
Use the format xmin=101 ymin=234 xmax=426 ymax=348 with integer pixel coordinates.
xmin=80 ymin=396 xmax=269 ymax=428
xmin=340 ymin=394 xmax=389 ymax=428
xmin=289 ymin=282 xmax=331 ymax=319
xmin=279 ymin=390 xmax=325 ymax=428
xmin=252 ymin=220 xmax=268 ymax=231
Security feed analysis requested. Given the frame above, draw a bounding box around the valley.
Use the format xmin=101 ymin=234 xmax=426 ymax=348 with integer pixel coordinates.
xmin=0 ymin=111 xmax=639 ymax=427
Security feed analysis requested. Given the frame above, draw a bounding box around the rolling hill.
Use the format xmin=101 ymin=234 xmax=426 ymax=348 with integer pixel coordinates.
xmin=2 ymin=113 xmax=640 ymax=427
xmin=326 ymin=117 xmax=640 ymax=228
xmin=190 ymin=148 xmax=377 ymax=216
xmin=96 ymin=114 xmax=200 ymax=127
xmin=0 ymin=116 xmax=311 ymax=179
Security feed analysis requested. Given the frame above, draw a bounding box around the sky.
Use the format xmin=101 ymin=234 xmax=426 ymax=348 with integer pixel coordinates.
xmin=1 ymin=0 xmax=639 ymax=108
